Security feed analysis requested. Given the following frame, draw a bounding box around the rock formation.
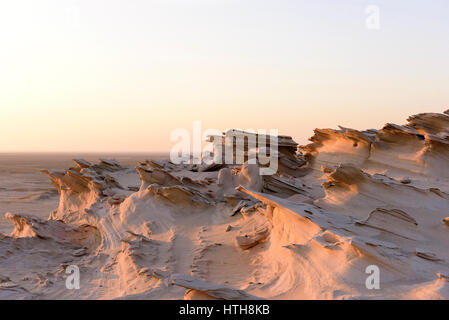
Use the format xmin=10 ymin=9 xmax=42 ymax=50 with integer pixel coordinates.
xmin=2 ymin=111 xmax=449 ymax=299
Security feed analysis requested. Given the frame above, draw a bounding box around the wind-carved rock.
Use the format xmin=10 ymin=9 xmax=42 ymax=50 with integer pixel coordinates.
xmin=2 ymin=111 xmax=449 ymax=299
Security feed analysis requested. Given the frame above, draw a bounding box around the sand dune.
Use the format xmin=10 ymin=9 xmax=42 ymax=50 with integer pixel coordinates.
xmin=2 ymin=111 xmax=449 ymax=299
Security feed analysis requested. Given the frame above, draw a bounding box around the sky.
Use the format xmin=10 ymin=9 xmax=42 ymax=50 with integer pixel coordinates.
xmin=0 ymin=0 xmax=448 ymax=152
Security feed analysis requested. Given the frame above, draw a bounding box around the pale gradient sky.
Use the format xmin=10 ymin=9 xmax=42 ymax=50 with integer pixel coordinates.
xmin=0 ymin=0 xmax=448 ymax=152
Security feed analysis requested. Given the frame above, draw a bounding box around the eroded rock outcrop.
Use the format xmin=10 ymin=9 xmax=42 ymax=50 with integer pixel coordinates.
xmin=2 ymin=110 xmax=449 ymax=299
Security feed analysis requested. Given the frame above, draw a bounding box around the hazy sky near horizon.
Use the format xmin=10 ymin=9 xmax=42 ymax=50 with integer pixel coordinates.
xmin=1 ymin=0 xmax=448 ymax=152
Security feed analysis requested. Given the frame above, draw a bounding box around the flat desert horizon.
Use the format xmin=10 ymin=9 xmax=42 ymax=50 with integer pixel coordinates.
xmin=1 ymin=0 xmax=449 ymax=311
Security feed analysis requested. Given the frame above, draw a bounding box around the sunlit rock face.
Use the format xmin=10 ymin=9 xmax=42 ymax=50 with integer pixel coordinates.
xmin=2 ymin=111 xmax=449 ymax=300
